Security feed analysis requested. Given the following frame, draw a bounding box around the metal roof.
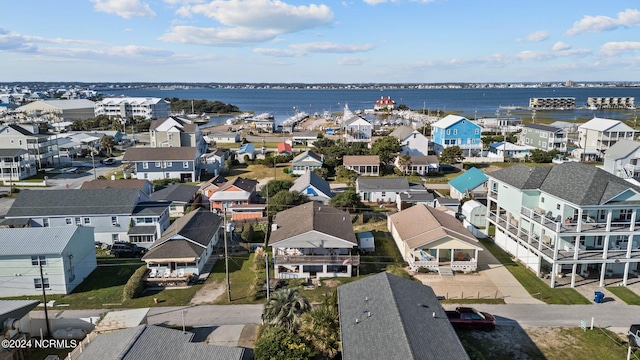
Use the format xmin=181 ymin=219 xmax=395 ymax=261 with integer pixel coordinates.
xmin=0 ymin=227 xmax=81 ymax=255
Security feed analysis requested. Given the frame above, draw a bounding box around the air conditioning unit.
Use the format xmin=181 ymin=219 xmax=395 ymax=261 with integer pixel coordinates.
xmin=112 ymin=223 xmax=120 ymax=227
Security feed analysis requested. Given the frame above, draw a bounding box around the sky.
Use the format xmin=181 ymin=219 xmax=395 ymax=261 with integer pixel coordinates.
xmin=2 ymin=0 xmax=640 ymax=83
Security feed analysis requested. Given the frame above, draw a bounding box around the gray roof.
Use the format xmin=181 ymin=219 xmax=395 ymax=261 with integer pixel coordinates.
xmin=127 ymin=226 xmax=157 ymax=235
xmin=290 ymin=171 xmax=333 ymax=198
xmin=0 ymin=227 xmax=79 ymax=255
xmin=150 ymin=184 xmax=199 ymax=203
xmin=604 ymin=139 xmax=640 ymax=160
xmin=357 ymin=177 xmax=410 ymax=192
xmin=338 ymin=272 xmax=469 ymax=360
xmin=268 ymin=203 xmax=356 ymax=245
xmin=6 ymin=189 xmax=145 ymax=217
xmin=399 ymin=191 xmax=435 ymax=202
xmin=75 ymin=324 xmax=248 ymax=360
xmin=523 ymin=123 xmax=562 ymax=133
xmin=488 ymin=162 xmax=640 ymax=206
xmin=0 ymin=300 xmax=40 ymax=325
xmin=389 ymin=125 xmax=416 ymax=140
xmin=144 ymin=209 xmax=222 ymax=260
xmin=132 ymin=202 xmax=170 ymax=216
xmin=0 ymin=149 xmax=29 ymax=157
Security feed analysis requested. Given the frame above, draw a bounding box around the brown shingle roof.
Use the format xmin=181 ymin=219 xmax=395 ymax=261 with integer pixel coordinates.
xmin=343 ymin=155 xmax=380 ymax=166
xmin=389 ymin=204 xmax=480 ymax=249
xmin=122 ymin=147 xmax=197 ymax=161
xmin=268 ymin=202 xmax=356 ymax=245
xmin=80 ymin=179 xmax=150 ymax=191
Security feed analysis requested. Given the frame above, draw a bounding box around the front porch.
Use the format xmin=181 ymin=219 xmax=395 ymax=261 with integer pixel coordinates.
xmin=273 ymin=248 xmax=360 ymax=279
xmin=144 ymin=268 xmax=193 ymax=287
xmin=408 ymin=248 xmax=479 ymax=273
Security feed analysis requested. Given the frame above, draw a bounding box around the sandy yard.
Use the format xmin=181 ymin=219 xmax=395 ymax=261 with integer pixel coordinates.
xmin=190 ymin=279 xmax=226 ymax=305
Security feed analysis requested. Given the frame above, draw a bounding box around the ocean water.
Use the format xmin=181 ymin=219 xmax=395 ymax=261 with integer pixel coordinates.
xmin=100 ymin=87 xmax=640 ymax=126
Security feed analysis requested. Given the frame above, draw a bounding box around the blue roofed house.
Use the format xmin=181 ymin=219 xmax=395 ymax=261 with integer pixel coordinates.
xmin=290 ymin=170 xmax=334 ymax=204
xmin=237 ymin=143 xmax=255 ymax=161
xmin=123 ymin=147 xmax=200 ymax=182
xmin=431 ymin=115 xmax=482 ymax=156
xmin=291 ymin=150 xmax=323 ymax=175
xmin=0 ymin=226 xmax=97 ymax=297
xmin=448 ymin=167 xmax=488 ymax=200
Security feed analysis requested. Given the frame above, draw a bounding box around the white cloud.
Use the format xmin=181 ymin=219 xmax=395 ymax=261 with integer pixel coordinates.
xmin=160 ymin=25 xmax=280 ymax=46
xmin=92 ymin=0 xmax=156 ymax=19
xmin=552 ymin=41 xmax=570 ymax=51
xmin=166 ymin=0 xmax=334 ymax=46
xmin=363 ymin=0 xmax=390 ymax=4
xmin=337 ymin=56 xmax=368 ymax=65
xmin=599 ymin=41 xmax=640 ymax=56
xmin=254 ymin=41 xmax=374 ymax=57
xmin=566 ymin=8 xmax=640 ymax=36
xmin=520 ymin=30 xmax=549 ymax=42
xmin=289 ymin=42 xmax=373 ymax=53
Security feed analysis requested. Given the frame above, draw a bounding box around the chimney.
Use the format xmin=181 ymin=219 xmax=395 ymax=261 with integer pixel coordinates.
xmin=271 ymin=223 xmax=278 ymax=231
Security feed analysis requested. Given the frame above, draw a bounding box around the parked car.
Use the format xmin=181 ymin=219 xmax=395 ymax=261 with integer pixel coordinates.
xmin=446 ymin=307 xmax=496 ymax=331
xmin=109 ymin=242 xmax=144 ymax=258
xmin=101 ymin=158 xmax=116 ymax=165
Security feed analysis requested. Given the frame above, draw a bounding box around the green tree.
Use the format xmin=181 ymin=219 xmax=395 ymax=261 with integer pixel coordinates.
xmin=335 ymin=166 xmax=358 ymax=187
xmin=241 ymin=223 xmax=254 ymax=242
xmin=261 ymin=180 xmax=293 ymax=199
xmin=100 ymin=135 xmax=116 ymax=155
xmin=268 ymin=190 xmax=308 ymax=215
xmin=397 ymin=153 xmax=412 ymax=175
xmin=262 ymin=288 xmax=311 ymax=332
xmin=299 ymin=293 xmax=340 ymax=359
xmin=330 ymin=188 xmax=365 ymax=212
xmin=254 ymin=326 xmax=316 ymax=360
xmin=371 ymin=136 xmax=401 ymax=164
xmin=313 ymin=167 xmax=329 ymax=180
xmin=529 ymin=149 xmax=557 ymax=163
xmin=439 ymin=146 xmax=464 ymax=164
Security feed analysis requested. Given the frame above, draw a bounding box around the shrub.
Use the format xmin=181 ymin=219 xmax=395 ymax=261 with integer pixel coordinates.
xmin=254 ymin=326 xmax=316 ymax=360
xmin=241 ymin=223 xmax=254 ymax=242
xmin=123 ymin=265 xmax=148 ymax=301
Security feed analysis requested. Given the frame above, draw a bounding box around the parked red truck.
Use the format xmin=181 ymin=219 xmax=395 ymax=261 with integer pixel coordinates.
xmin=446 ymin=307 xmax=496 ymax=331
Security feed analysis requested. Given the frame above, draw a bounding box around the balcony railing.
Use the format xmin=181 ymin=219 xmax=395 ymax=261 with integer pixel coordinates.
xmin=274 ymin=254 xmax=360 ymax=266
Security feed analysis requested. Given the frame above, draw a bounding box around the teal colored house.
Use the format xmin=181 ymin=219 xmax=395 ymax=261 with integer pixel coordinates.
xmin=432 ymin=115 xmax=482 ymax=156
xmin=448 ymin=167 xmax=488 ymax=200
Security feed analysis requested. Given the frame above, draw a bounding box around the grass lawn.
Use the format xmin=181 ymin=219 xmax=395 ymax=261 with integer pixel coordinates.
xmin=423 ymin=171 xmax=462 ymax=184
xmin=479 ymin=238 xmax=590 ymax=305
xmin=605 ymin=286 xmax=640 ymax=305
xmin=227 ymin=163 xmax=291 ymax=180
xmin=210 ymin=254 xmax=266 ymax=304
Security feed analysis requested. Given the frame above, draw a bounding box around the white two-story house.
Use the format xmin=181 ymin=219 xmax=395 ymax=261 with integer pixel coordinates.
xmin=602 ymin=140 xmax=640 ymax=179
xmin=486 ymin=162 xmax=640 ymax=288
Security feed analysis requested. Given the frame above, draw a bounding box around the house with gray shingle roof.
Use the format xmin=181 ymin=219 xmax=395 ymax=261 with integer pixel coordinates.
xmin=356 ymin=177 xmax=410 ymax=203
xmin=519 ymin=123 xmax=567 ymax=152
xmin=5 ymin=188 xmax=170 ymax=248
xmin=290 ymin=150 xmax=323 ymax=175
xmin=486 ymin=162 xmax=640 ymax=288
xmin=268 ymin=202 xmax=359 ymax=279
xmin=390 ymin=125 xmax=430 ymax=156
xmin=602 ymin=139 xmax=640 ymax=179
xmin=74 ymin=324 xmax=249 ymax=360
xmin=0 ymin=226 xmax=96 ymax=297
xmin=289 ymin=170 xmax=333 ymax=204
xmin=388 ymin=204 xmax=482 ymax=272
xmin=142 ymin=209 xmax=222 ymax=279
xmin=122 ymin=147 xmax=200 ymax=182
xmin=0 ymin=123 xmax=59 ymax=168
xmin=149 ymin=184 xmax=199 ymax=217
xmin=0 ymin=149 xmax=36 ymax=180
xmin=338 ymin=272 xmax=469 ymax=360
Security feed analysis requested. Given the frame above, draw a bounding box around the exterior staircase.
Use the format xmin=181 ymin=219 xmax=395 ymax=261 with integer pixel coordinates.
xmin=438 ymin=267 xmax=454 ymax=276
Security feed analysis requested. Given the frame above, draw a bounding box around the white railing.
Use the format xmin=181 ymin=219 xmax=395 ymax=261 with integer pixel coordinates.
xmin=451 ymin=260 xmax=478 ymax=271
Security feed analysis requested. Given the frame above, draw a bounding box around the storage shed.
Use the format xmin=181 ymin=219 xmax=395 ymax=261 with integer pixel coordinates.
xmin=358 ymin=232 xmax=375 ymax=253
xmin=461 ymin=200 xmax=487 ymax=228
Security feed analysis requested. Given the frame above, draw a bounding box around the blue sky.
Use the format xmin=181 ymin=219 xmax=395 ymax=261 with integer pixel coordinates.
xmin=2 ymin=0 xmax=640 ymax=83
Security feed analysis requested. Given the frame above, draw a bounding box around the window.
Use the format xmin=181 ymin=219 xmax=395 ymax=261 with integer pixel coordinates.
xmin=165 ymin=161 xmax=172 ymax=167
xmin=381 ymin=191 xmax=386 ymax=197
xmin=165 ymin=172 xmax=170 ymax=179
xmin=83 ymin=217 xmax=91 ymax=225
xmin=453 ymin=129 xmax=458 ymax=135
xmin=75 ymin=217 xmax=81 ymax=225
xmin=541 ymin=197 xmax=545 ymax=203
xmin=31 ymin=255 xmax=46 ymax=266
xmin=111 ymin=216 xmax=118 ymax=225
xmin=34 ymin=278 xmax=50 ymax=289
xmin=446 ymin=129 xmax=451 ymax=135
xmin=43 ymin=218 xmax=49 ymax=227
xmin=475 ymin=129 xmax=480 ymax=135
xmin=143 ymin=173 xmax=148 ymax=179
xmin=112 ymin=234 xmax=119 ymax=242
xmin=66 ymin=218 xmax=72 ymax=225
xmin=143 ymin=162 xmax=149 ymax=169
xmin=155 ymin=161 xmax=162 ymax=167
xmin=169 ymin=205 xmax=177 ymax=211
xmin=556 ymin=204 xmax=560 ymax=210
xmin=619 ymin=209 xmax=632 ymax=220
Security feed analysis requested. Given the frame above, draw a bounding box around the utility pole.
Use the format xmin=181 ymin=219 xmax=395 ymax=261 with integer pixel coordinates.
xmin=39 ymin=261 xmax=51 ymax=337
xmin=90 ymin=142 xmax=97 ymax=180
xmin=223 ymin=208 xmax=231 ymax=302
xmin=264 ymin=182 xmax=271 ymax=300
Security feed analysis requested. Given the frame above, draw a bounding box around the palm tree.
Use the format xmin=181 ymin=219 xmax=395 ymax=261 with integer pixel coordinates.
xmin=100 ymin=135 xmax=116 ymax=156
xmin=262 ymin=288 xmax=311 ymax=332
xmin=299 ymin=293 xmax=340 ymax=359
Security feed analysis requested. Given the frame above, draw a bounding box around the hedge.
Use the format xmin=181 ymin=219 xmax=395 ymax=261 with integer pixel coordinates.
xmin=123 ymin=265 xmax=148 ymax=301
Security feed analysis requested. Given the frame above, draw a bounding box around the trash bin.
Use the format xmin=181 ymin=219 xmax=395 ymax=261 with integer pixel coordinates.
xmin=594 ymin=291 xmax=605 ymax=303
